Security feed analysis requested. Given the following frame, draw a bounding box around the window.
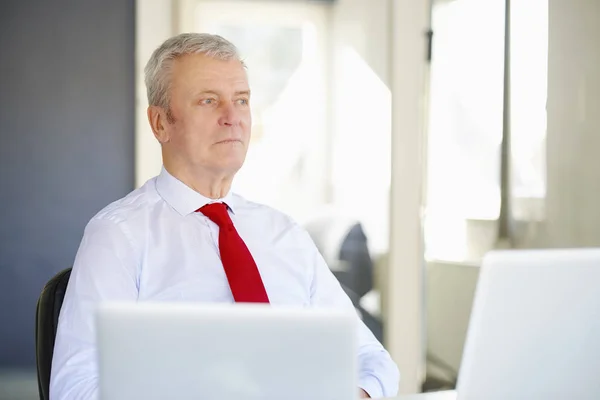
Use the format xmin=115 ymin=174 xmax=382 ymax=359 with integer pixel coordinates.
xmin=425 ymin=0 xmax=548 ymax=262
xmin=425 ymin=0 xmax=506 ymax=261
xmin=510 ymin=0 xmax=548 ymax=221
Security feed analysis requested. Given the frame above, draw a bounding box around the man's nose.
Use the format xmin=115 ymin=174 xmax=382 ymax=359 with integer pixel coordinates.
xmin=218 ymin=102 xmax=241 ymax=127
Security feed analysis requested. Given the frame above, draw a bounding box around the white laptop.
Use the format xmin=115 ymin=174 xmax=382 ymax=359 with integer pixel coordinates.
xmin=456 ymin=248 xmax=600 ymax=400
xmin=96 ymin=302 xmax=357 ymax=400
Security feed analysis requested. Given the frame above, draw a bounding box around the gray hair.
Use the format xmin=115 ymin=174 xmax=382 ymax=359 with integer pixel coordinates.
xmin=144 ymin=33 xmax=244 ymax=112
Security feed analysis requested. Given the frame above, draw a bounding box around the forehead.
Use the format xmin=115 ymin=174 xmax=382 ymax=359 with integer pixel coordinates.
xmin=170 ymin=53 xmax=248 ymax=93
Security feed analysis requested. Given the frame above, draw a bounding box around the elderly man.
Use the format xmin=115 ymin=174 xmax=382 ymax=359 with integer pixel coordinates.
xmin=50 ymin=33 xmax=399 ymax=399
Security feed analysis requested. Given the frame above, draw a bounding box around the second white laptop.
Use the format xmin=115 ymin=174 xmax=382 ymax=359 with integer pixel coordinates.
xmin=457 ymin=248 xmax=600 ymax=400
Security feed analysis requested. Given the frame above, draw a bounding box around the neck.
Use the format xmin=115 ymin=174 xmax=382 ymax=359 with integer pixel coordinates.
xmin=163 ymin=161 xmax=234 ymax=200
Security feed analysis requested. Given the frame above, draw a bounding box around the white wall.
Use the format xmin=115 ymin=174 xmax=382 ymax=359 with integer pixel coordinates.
xmin=535 ymin=0 xmax=600 ymax=248
xmin=426 ymin=262 xmax=479 ymax=374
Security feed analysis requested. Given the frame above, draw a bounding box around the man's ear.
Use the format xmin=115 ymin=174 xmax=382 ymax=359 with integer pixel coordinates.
xmin=147 ymin=106 xmax=170 ymax=144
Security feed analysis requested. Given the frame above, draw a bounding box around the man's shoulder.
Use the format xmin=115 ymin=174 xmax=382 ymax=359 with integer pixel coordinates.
xmin=91 ymin=177 xmax=160 ymax=225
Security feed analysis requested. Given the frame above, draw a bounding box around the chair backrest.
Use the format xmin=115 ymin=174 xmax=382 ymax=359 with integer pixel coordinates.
xmin=35 ymin=268 xmax=72 ymax=400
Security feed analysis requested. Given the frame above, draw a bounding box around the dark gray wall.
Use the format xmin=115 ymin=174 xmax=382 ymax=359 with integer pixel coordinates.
xmin=0 ymin=0 xmax=135 ymax=367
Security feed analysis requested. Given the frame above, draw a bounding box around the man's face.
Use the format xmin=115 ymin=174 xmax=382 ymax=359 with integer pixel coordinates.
xmin=163 ymin=53 xmax=251 ymax=176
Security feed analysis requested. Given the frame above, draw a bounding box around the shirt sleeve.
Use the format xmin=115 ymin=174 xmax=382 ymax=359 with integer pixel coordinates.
xmin=306 ymin=230 xmax=400 ymax=398
xmin=50 ymin=218 xmax=139 ymax=400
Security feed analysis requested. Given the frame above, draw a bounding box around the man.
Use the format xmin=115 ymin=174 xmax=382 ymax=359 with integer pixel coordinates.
xmin=50 ymin=33 xmax=399 ymax=399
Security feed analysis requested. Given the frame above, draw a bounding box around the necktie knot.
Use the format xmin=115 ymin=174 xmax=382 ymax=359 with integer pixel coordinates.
xmin=198 ymin=202 xmax=232 ymax=229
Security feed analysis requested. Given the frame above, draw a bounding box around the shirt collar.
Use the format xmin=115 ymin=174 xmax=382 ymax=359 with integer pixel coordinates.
xmin=155 ymin=167 xmax=236 ymax=216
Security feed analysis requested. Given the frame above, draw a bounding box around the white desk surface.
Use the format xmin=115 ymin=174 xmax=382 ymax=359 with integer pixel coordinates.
xmin=389 ymin=390 xmax=457 ymax=400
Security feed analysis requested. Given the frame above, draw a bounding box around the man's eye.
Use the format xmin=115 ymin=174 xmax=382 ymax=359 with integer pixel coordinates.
xmin=237 ymin=98 xmax=249 ymax=105
xmin=202 ymin=98 xmax=215 ymax=105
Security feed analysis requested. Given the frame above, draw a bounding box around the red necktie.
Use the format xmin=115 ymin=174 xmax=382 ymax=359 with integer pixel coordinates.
xmin=198 ymin=202 xmax=270 ymax=303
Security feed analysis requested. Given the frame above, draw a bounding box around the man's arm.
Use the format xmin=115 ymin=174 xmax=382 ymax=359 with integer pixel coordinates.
xmin=50 ymin=218 xmax=138 ymax=400
xmin=304 ymin=229 xmax=400 ymax=398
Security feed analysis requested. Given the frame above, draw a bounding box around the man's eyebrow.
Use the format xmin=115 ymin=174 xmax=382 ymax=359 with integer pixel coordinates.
xmin=195 ymin=90 xmax=220 ymax=96
xmin=194 ymin=90 xmax=251 ymax=97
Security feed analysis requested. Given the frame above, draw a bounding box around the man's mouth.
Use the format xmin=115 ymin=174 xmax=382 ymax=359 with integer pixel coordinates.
xmin=215 ymin=139 xmax=242 ymax=145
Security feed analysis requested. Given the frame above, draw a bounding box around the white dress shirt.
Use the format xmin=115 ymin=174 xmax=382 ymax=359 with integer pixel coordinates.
xmin=50 ymin=167 xmax=400 ymax=399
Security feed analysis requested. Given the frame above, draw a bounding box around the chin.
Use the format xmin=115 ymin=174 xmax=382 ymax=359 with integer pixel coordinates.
xmin=220 ymin=159 xmax=245 ymax=175
xmin=208 ymin=147 xmax=247 ymax=174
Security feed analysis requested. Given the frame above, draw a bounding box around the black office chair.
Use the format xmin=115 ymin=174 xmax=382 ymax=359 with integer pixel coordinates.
xmin=304 ymin=217 xmax=383 ymax=342
xmin=35 ymin=267 xmax=72 ymax=400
